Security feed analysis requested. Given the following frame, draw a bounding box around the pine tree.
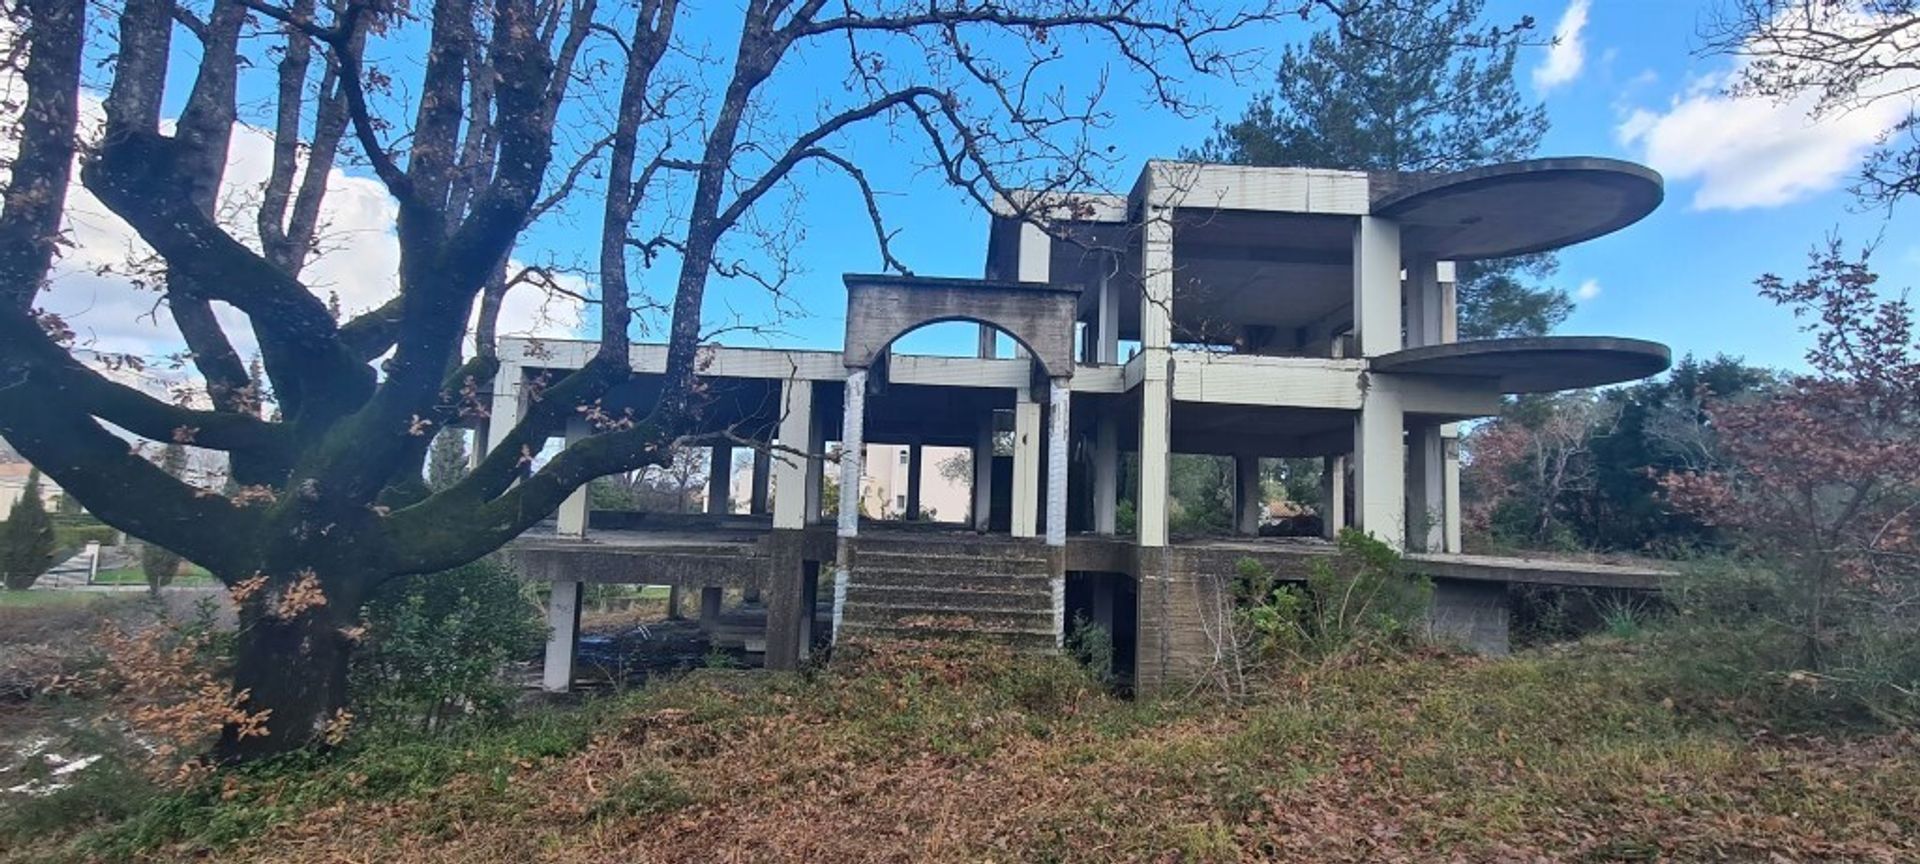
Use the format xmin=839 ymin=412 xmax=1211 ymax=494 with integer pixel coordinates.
xmin=426 ymin=427 xmax=471 ymax=492
xmin=1195 ymin=0 xmax=1571 ymax=337
xmin=141 ymin=443 xmax=188 ymax=593
xmin=2 ymin=469 xmax=57 ymax=590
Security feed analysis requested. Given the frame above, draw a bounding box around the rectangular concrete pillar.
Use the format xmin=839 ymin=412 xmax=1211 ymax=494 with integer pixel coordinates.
xmin=1354 ymin=380 xmax=1405 ymax=550
xmin=763 ymin=534 xmax=809 ymax=670
xmin=1092 ymin=413 xmax=1118 ymax=535
xmin=1352 ymin=216 xmax=1402 ymax=358
xmin=1443 ymin=426 xmax=1462 ymax=553
xmin=1137 ymin=202 xmax=1174 ymax=548
xmin=1407 ymin=423 xmax=1446 ymax=553
xmin=906 ymin=443 xmax=924 ymax=520
xmin=666 ymin=585 xmax=684 ymax=619
xmin=750 ymin=448 xmax=771 ymax=515
xmin=541 ymin=580 xmax=582 ymax=693
xmin=484 ymin=363 xmax=522 ymax=457
xmin=798 ymin=562 xmax=819 ymax=661
xmin=1235 ymin=453 xmax=1261 ymax=536
xmin=1320 ymin=455 xmax=1347 ymax=539
xmin=706 ymin=444 xmax=731 ymax=515
xmin=1011 ymin=392 xmax=1041 ymax=538
xmin=1046 ymin=380 xmax=1070 ymax=546
xmin=1094 ymin=259 xmax=1120 ymax=364
xmin=972 ymin=413 xmax=994 ymax=531
xmin=699 ymin=585 xmax=721 ymax=633
xmin=1404 ymin=257 xmax=1443 ymax=349
xmin=556 ymin=417 xmax=590 ymax=538
xmin=773 ymin=380 xmax=813 ymax=529
xmin=806 ymin=391 xmax=826 ymax=525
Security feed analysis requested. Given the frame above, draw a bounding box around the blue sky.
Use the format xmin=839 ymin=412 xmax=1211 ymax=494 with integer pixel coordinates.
xmin=65 ymin=0 xmax=1919 ymax=376
xmin=636 ymin=0 xmax=1919 ymax=372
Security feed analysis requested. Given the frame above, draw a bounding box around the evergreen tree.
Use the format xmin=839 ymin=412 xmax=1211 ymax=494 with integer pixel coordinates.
xmin=141 ymin=443 xmax=188 ymax=593
xmin=2 ymin=469 xmax=56 ymax=590
xmin=426 ymin=427 xmax=471 ymax=492
xmin=1195 ymin=0 xmax=1570 ymax=337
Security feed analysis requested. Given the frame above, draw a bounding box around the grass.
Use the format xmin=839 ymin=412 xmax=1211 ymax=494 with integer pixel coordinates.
xmin=0 ymin=590 xmax=110 ymax=609
xmin=4 ymin=636 xmax=1915 ymax=863
xmin=88 ymin=566 xmax=216 ymax=587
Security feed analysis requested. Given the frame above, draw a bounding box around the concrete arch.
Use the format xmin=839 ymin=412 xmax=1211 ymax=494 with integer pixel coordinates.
xmin=841 ymin=274 xmax=1080 ymax=378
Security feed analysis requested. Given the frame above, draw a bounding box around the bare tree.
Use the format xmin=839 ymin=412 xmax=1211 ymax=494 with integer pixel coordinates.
xmin=0 ymin=0 xmax=1293 ymax=758
xmin=1703 ymin=0 xmax=1920 ymax=208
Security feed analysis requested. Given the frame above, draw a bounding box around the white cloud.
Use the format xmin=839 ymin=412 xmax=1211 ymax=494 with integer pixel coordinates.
xmin=1574 ymin=278 xmax=1601 ymax=301
xmin=1614 ymin=8 xmax=1920 ymax=211
xmin=1533 ymin=0 xmax=1591 ymax=93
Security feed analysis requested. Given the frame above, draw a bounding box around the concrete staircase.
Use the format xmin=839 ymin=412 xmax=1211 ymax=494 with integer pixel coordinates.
xmin=838 ymin=536 xmax=1059 ymax=650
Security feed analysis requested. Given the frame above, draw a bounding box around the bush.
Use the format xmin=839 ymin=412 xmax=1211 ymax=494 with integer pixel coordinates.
xmin=351 ymin=558 xmax=545 ymax=734
xmin=1235 ymin=529 xmax=1430 ymax=663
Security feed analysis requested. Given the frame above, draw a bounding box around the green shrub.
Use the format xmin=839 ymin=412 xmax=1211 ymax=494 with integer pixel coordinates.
xmin=351 ymin=558 xmax=546 ymax=733
xmin=1 ymin=469 xmax=56 ymax=590
xmin=1235 ymin=529 xmax=1430 ymax=663
xmin=1066 ymin=613 xmax=1115 ymax=687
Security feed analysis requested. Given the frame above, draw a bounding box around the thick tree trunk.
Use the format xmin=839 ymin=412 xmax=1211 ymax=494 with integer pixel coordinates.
xmin=216 ymin=606 xmax=354 ymax=761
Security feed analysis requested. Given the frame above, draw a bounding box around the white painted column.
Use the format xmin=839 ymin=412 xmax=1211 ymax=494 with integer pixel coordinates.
xmin=556 ymin=417 xmax=590 ymax=539
xmin=1321 ymin=455 xmax=1347 ymax=539
xmin=972 ymin=413 xmax=995 ymax=531
xmin=773 ymin=379 xmax=813 ymax=530
xmin=1138 ymin=203 xmax=1174 ymax=548
xmin=1092 ymin=413 xmax=1118 ymax=535
xmin=1045 ymin=379 xmax=1071 ymax=546
xmin=1235 ymin=453 xmax=1261 ymax=537
xmin=1011 ymin=389 xmax=1041 ymax=538
xmin=832 ymin=369 xmax=868 ymax=643
xmin=1354 ymin=379 xmax=1406 ymax=550
xmin=1405 ymin=257 xmax=1443 ymax=348
xmin=706 ymin=444 xmax=731 ymax=515
xmin=484 ymin=362 xmax=522 ymax=458
xmin=805 ymin=393 xmax=826 ymax=525
xmin=1352 ymin=217 xmax=1403 ymax=358
xmin=1353 ymin=215 xmax=1405 ymax=549
xmin=541 ymin=580 xmax=582 ymax=693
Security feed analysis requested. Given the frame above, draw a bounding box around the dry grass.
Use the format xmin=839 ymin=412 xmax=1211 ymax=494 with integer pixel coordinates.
xmin=14 ymin=637 xmax=1911 ymax=864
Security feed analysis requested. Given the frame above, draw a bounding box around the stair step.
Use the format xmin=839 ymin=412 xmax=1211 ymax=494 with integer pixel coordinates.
xmin=848 ymin=569 xmax=1053 ymax=593
xmin=842 ymin=601 xmax=1053 ymax=633
xmin=844 ymin=583 xmax=1053 ymax=613
xmin=853 ymin=551 xmax=1052 ymax=578
xmin=838 ymin=621 xmax=1059 ymax=651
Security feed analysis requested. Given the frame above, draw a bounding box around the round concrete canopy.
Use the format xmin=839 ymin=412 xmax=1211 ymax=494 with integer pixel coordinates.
xmin=1373 ymin=158 xmax=1663 ymax=260
xmin=1370 ymin=336 xmax=1672 ymax=393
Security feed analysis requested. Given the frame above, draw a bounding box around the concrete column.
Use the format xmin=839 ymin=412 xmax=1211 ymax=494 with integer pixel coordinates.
xmin=484 ymin=362 xmax=521 ymax=458
xmin=541 ymin=580 xmax=582 ymax=693
xmin=1405 ymin=257 xmax=1443 ymax=348
xmin=1094 ymin=259 xmax=1120 ymax=365
xmin=906 ymin=443 xmax=924 ymax=520
xmin=1354 ymin=379 xmax=1406 ymax=550
xmin=798 ymin=563 xmax=819 ymax=661
xmin=773 ymin=379 xmax=813 ymax=530
xmin=1321 ymin=455 xmax=1346 ymax=539
xmin=977 ymin=325 xmax=997 ymax=360
xmin=1407 ymin=423 xmax=1446 ymax=553
xmin=556 ymin=417 xmax=590 ymax=538
xmin=698 ymin=585 xmax=722 ymax=633
xmin=666 ymin=585 xmax=684 ymax=619
xmin=706 ymin=444 xmax=731 ymax=515
xmin=1092 ymin=413 xmax=1118 ymax=535
xmin=838 ymin=371 xmax=867 ymax=536
xmin=1235 ymin=453 xmax=1262 ymax=537
xmin=1138 ymin=202 xmax=1174 ymax=548
xmin=1046 ymin=379 xmax=1070 ymax=546
xmin=750 ymin=448 xmax=771 ymax=516
xmin=1352 ymin=216 xmax=1403 ymax=357
xmin=806 ymin=391 xmax=826 ymax=524
xmin=1011 ymin=390 xmax=1041 ymax=538
xmin=972 ymin=413 xmax=994 ymax=531
xmin=1429 ymin=579 xmax=1511 ymax=656
xmin=1443 ymin=427 xmax=1463 ymax=554
xmin=1439 ymin=261 xmax=1459 ymax=345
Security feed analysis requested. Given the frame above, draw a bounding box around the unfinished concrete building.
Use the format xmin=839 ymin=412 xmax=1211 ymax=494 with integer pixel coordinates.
xmin=506 ymin=157 xmax=1674 ymax=690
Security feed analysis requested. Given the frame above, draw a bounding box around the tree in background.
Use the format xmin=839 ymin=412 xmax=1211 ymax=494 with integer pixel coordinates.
xmin=1 ymin=469 xmax=57 ymax=591
xmin=141 ymin=443 xmax=189 ymax=594
xmin=1195 ymin=0 xmax=1567 ymax=338
xmin=1663 ymin=240 xmax=1920 ymax=693
xmin=425 ymin=428 xmax=470 ymax=493
xmin=0 ymin=0 xmax=1281 ymax=757
xmin=1461 ymin=391 xmax=1619 ymax=550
